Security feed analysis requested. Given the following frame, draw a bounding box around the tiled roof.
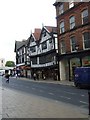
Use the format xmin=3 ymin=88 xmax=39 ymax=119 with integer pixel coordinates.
xmin=33 ymin=28 xmax=41 ymax=41
xmin=45 ymin=26 xmax=57 ymax=33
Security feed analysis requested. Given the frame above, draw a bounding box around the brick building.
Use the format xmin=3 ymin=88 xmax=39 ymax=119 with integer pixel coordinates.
xmin=54 ymin=2 xmax=90 ymax=81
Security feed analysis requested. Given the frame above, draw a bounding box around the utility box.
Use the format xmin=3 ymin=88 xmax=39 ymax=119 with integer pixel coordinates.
xmin=74 ymin=67 xmax=90 ymax=88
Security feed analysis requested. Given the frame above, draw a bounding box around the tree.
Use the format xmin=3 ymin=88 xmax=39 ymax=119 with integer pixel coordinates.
xmin=5 ymin=61 xmax=15 ymax=67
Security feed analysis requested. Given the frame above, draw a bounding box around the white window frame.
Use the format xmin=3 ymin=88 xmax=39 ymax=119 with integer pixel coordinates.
xmin=83 ymin=32 xmax=90 ymax=50
xmin=70 ymin=36 xmax=76 ymax=52
xmin=69 ymin=16 xmax=75 ymax=29
xmin=81 ymin=9 xmax=88 ymax=24
xmin=60 ymin=40 xmax=66 ymax=54
xmin=60 ymin=21 xmax=65 ymax=34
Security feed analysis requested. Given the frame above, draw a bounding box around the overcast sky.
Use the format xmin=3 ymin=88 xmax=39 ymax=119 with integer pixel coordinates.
xmin=0 ymin=0 xmax=56 ymax=63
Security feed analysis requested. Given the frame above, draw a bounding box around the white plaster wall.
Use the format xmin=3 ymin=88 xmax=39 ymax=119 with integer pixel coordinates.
xmin=0 ymin=58 xmax=5 ymax=67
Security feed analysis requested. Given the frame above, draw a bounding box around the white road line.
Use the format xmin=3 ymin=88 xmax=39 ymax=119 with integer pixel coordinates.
xmin=63 ymin=91 xmax=76 ymax=95
xmin=81 ymin=94 xmax=85 ymax=97
xmin=32 ymin=87 xmax=35 ymax=90
xmin=48 ymin=92 xmax=54 ymax=95
xmin=80 ymin=101 xmax=88 ymax=105
xmin=60 ymin=95 xmax=71 ymax=100
xmin=26 ymin=86 xmax=29 ymax=88
xmin=39 ymin=90 xmax=43 ymax=92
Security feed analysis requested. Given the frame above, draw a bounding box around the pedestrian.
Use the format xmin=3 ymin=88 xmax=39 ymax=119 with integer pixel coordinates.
xmin=5 ymin=73 xmax=10 ymax=83
xmin=33 ymin=73 xmax=36 ymax=80
xmin=15 ymin=73 xmax=17 ymax=78
xmin=43 ymin=75 xmax=46 ymax=80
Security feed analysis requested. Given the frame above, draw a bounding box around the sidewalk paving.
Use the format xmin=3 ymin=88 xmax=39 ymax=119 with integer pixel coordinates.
xmin=2 ymin=86 xmax=89 ymax=118
xmin=15 ymin=77 xmax=75 ymax=87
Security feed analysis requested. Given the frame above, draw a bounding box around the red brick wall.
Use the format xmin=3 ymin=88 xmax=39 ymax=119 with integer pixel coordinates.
xmin=56 ymin=2 xmax=90 ymax=54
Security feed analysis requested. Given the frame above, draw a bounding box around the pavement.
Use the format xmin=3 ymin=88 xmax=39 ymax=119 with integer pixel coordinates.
xmin=1 ymin=76 xmax=90 ymax=119
xmin=15 ymin=77 xmax=75 ymax=87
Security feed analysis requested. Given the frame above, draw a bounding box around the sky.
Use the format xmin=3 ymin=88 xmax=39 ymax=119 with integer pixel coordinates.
xmin=0 ymin=0 xmax=56 ymax=63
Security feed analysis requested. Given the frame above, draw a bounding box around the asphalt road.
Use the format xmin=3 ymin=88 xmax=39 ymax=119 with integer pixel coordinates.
xmin=2 ymin=76 xmax=89 ymax=110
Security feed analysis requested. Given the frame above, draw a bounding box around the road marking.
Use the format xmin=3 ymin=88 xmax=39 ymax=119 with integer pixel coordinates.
xmin=63 ymin=91 xmax=76 ymax=95
xmin=55 ymin=100 xmax=58 ymax=103
xmin=60 ymin=95 xmax=71 ymax=100
xmin=39 ymin=90 xmax=43 ymax=92
xmin=32 ymin=87 xmax=35 ymax=90
xmin=48 ymin=92 xmax=54 ymax=95
xmin=81 ymin=94 xmax=85 ymax=97
xmin=79 ymin=101 xmax=88 ymax=105
xmin=26 ymin=86 xmax=29 ymax=88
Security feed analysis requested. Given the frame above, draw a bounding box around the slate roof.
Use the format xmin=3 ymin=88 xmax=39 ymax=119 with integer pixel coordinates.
xmin=14 ymin=39 xmax=29 ymax=52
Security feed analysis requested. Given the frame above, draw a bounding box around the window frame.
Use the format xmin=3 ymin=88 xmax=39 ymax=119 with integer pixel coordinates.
xmin=69 ymin=16 xmax=75 ymax=29
xmin=60 ymin=21 xmax=65 ymax=34
xmin=30 ymin=46 xmax=36 ymax=53
xmin=83 ymin=32 xmax=90 ymax=49
xmin=81 ymin=9 xmax=88 ymax=24
xmin=42 ymin=41 xmax=47 ymax=50
xmin=60 ymin=40 xmax=66 ymax=54
xmin=70 ymin=36 xmax=76 ymax=52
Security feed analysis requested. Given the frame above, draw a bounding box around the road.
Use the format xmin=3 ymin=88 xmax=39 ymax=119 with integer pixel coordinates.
xmin=2 ymin=76 xmax=88 ymax=108
xmin=1 ymin=76 xmax=89 ymax=118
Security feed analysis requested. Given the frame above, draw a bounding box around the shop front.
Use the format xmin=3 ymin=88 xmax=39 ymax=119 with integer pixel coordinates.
xmin=59 ymin=50 xmax=90 ymax=81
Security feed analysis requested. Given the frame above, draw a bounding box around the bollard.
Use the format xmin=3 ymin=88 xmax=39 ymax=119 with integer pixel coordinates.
xmin=88 ymin=90 xmax=90 ymax=115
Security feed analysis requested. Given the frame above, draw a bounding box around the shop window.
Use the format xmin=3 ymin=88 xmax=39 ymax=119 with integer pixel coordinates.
xmin=39 ymin=56 xmax=46 ymax=64
xmin=83 ymin=32 xmax=90 ymax=49
xmin=31 ymin=57 xmax=37 ymax=64
xmin=82 ymin=56 xmax=90 ymax=66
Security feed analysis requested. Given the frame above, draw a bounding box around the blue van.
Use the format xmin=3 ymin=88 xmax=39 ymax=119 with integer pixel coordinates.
xmin=74 ymin=67 xmax=90 ymax=88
